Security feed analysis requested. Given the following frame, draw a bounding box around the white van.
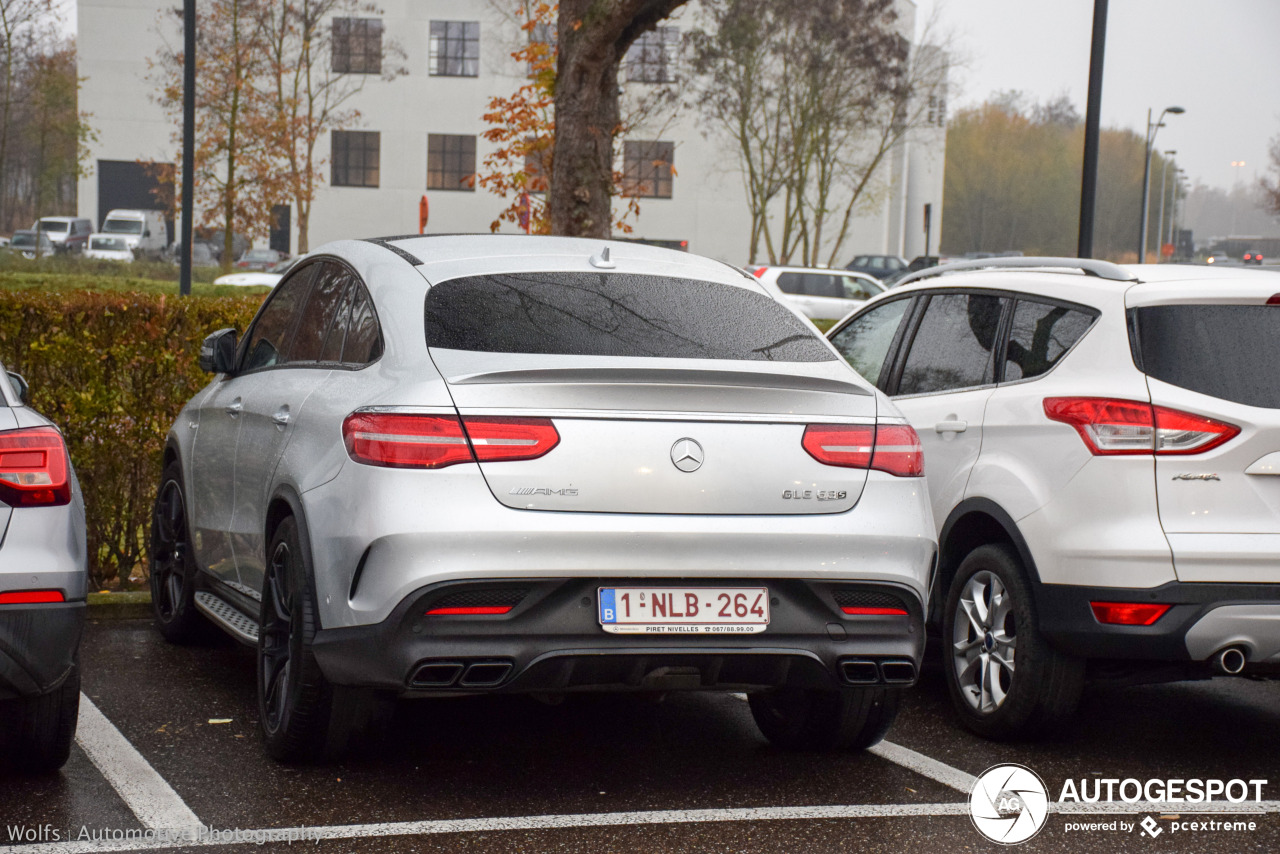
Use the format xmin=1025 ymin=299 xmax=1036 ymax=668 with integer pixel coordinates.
xmin=101 ymin=210 xmax=168 ymax=256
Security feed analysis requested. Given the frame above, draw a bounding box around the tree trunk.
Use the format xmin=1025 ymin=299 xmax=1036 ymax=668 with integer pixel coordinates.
xmin=548 ymin=0 xmax=689 ymax=237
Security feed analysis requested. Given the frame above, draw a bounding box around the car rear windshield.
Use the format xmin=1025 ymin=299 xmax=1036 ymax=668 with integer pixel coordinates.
xmin=424 ymin=271 xmax=834 ymax=362
xmin=91 ymin=237 xmax=127 ymax=251
xmin=1131 ymin=304 xmax=1280 ymax=408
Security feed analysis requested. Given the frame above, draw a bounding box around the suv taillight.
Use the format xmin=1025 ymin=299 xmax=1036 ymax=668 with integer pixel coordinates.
xmin=1043 ymin=397 xmax=1239 ymax=456
xmin=802 ymin=424 xmax=924 ymax=476
xmin=342 ymin=413 xmax=559 ymax=469
xmin=0 ymin=427 xmax=71 ymax=507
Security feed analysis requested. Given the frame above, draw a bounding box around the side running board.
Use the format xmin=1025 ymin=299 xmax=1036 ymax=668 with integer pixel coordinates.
xmin=194 ymin=591 xmax=260 ymax=644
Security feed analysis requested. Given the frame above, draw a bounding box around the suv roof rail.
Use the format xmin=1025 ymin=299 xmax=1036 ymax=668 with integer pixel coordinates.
xmin=895 ymin=256 xmax=1136 ymax=287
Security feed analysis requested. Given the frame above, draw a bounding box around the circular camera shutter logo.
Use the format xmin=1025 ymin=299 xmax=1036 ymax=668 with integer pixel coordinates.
xmin=670 ymin=438 xmax=705 ymax=473
xmin=969 ymin=764 xmax=1049 ymax=845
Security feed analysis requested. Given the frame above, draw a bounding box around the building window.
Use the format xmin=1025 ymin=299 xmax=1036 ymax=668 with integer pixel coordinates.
xmin=427 ymin=134 xmax=477 ymax=191
xmin=331 ymin=131 xmax=380 ymax=188
xmin=626 ymin=27 xmax=678 ymax=84
xmin=332 ymin=18 xmax=382 ymax=74
xmin=927 ymin=94 xmax=947 ymax=127
xmin=622 ymin=140 xmax=674 ymax=198
xmin=429 ymin=21 xmax=480 ymax=77
xmin=527 ymin=22 xmax=556 ymax=76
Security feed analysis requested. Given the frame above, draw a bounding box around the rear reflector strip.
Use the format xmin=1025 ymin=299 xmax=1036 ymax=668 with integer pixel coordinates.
xmin=841 ymin=606 xmax=909 ymax=616
xmin=0 ymin=589 xmax=65 ymax=605
xmin=425 ymin=605 xmax=514 ymax=616
xmin=1090 ymin=601 xmax=1171 ymax=626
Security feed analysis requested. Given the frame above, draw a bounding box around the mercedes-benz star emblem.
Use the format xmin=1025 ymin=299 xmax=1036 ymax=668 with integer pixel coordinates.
xmin=670 ymin=438 xmax=705 ymax=473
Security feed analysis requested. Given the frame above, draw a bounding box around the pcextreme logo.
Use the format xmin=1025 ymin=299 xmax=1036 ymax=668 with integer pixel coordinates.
xmin=969 ymin=763 xmax=1269 ymax=845
xmin=969 ymin=764 xmax=1050 ymax=845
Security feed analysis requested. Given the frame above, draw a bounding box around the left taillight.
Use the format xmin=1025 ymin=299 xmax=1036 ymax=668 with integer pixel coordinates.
xmin=342 ymin=413 xmax=558 ymax=469
xmin=802 ymin=423 xmax=924 ymax=476
xmin=0 ymin=427 xmax=71 ymax=507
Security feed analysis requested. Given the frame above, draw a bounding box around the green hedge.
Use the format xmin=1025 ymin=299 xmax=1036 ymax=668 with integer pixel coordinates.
xmin=0 ymin=288 xmax=266 ymax=587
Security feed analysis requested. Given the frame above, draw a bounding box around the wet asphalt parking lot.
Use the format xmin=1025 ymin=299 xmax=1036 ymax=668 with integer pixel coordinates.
xmin=1 ymin=618 xmax=1278 ymax=854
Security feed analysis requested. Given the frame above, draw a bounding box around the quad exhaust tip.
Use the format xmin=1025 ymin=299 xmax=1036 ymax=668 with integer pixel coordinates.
xmin=409 ymin=659 xmax=514 ymax=689
xmin=1214 ymin=646 xmax=1247 ymax=675
xmin=839 ymin=658 xmax=917 ymax=686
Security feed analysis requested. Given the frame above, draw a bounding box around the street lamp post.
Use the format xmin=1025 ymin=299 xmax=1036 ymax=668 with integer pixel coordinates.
xmin=1155 ymin=150 xmax=1176 ymax=262
xmin=1138 ymin=106 xmax=1185 ymax=261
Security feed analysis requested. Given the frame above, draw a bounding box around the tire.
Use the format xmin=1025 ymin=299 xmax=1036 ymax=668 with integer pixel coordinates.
xmin=149 ymin=461 xmax=213 ymax=644
xmin=0 ymin=661 xmax=80 ymax=773
xmin=943 ymin=543 xmax=1085 ymax=741
xmin=258 ymin=515 xmax=386 ymax=762
xmin=749 ymin=686 xmax=900 ymax=751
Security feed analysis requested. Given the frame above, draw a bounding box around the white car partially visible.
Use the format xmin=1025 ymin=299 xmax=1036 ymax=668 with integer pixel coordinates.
xmin=213 ymin=257 xmax=294 ymax=287
xmin=750 ymin=265 xmax=886 ymax=321
xmin=83 ymin=234 xmax=133 ymax=262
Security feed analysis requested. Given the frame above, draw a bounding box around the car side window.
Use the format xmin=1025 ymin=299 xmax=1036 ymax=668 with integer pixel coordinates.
xmin=897 ymin=293 xmax=1007 ymax=396
xmin=840 ymin=276 xmax=876 ymax=301
xmin=341 ymin=282 xmax=383 ymax=365
xmin=240 ymin=264 xmax=317 ymax=372
xmin=775 ymin=272 xmax=804 ymax=295
xmin=289 ymin=262 xmax=351 ymax=363
xmin=829 ymin=298 xmax=912 ymax=390
xmin=1003 ymin=299 xmax=1096 ymax=382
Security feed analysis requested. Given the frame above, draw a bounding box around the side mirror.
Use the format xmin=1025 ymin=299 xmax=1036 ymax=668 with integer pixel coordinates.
xmin=7 ymin=371 xmax=28 ymax=404
xmin=199 ymin=328 xmax=238 ymax=374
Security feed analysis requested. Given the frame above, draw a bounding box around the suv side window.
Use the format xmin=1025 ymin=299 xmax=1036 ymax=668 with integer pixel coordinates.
xmin=897 ymin=293 xmax=1007 ymax=395
xmin=1002 ymin=299 xmax=1097 ymax=382
xmin=829 ymin=297 xmax=912 ymax=390
xmin=775 ymin=272 xmax=804 ymax=295
xmin=240 ymin=264 xmax=317 ymax=371
xmin=840 ymin=276 xmax=877 ymax=301
xmin=289 ymin=262 xmax=351 ymax=363
xmin=341 ymin=281 xmax=383 ymax=365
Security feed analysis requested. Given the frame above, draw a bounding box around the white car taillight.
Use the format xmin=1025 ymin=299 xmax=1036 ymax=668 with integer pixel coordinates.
xmin=1043 ymin=397 xmax=1239 ymax=456
xmin=0 ymin=427 xmax=71 ymax=507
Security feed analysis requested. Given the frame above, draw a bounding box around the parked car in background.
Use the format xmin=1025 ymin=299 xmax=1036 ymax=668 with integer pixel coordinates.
xmin=34 ymin=217 xmax=94 ymax=254
xmin=0 ymin=358 xmax=88 ymax=773
xmin=882 ymin=255 xmax=959 ymax=287
xmin=235 ymin=247 xmax=286 ymax=271
xmin=170 ymin=242 xmax=220 ymax=268
xmin=101 ymin=209 xmax=168 ymax=257
xmin=7 ymin=230 xmax=56 ymax=259
xmin=84 ymin=233 xmax=134 ymax=263
xmin=154 ymin=235 xmax=935 ymax=762
xmin=213 ymin=257 xmax=294 ymax=287
xmin=1243 ymin=250 xmax=1264 ymax=266
xmin=750 ymin=264 xmax=887 ymax=321
xmin=845 ymin=254 xmax=908 ymax=280
xmin=827 ymin=256 xmax=1280 ymax=741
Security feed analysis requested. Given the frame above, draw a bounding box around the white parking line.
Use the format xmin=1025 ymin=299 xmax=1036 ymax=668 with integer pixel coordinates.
xmin=867 ymin=741 xmax=978 ymax=794
xmin=74 ymin=695 xmax=202 ymax=832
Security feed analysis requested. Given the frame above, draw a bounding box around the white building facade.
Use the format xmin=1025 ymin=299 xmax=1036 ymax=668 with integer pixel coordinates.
xmin=78 ymin=0 xmax=945 ymax=265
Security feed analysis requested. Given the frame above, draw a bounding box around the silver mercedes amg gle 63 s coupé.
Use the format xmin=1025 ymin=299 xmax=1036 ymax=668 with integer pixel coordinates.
xmin=152 ymin=235 xmax=936 ymax=761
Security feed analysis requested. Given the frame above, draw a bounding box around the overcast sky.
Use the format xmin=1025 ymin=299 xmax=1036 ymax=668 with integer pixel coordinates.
xmin=914 ymin=0 xmax=1280 ymax=191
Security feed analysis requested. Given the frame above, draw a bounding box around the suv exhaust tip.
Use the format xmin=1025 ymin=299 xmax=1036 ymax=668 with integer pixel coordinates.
xmin=1214 ymin=646 xmax=1247 ymax=675
xmin=840 ymin=660 xmax=880 ymax=684
xmin=878 ymin=659 xmax=917 ymax=685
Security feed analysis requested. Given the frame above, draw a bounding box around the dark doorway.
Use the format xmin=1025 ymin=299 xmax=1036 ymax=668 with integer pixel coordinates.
xmin=97 ymin=160 xmax=173 ymax=242
xmin=270 ymin=205 xmax=291 ymax=255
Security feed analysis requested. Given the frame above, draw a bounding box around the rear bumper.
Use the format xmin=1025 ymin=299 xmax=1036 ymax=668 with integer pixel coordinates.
xmin=311 ymin=577 xmax=925 ymax=696
xmin=1036 ymin=579 xmax=1280 ymax=663
xmin=0 ymin=602 xmax=84 ymax=699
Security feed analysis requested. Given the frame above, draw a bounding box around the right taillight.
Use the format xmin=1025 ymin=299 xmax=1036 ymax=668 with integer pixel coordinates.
xmin=342 ymin=412 xmax=559 ymax=469
xmin=1043 ymin=397 xmax=1239 ymax=456
xmin=0 ymin=427 xmax=71 ymax=507
xmin=802 ymin=423 xmax=924 ymax=476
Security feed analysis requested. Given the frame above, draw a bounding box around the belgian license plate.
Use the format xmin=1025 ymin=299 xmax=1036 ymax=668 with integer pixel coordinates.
xmin=598 ymin=587 xmax=769 ymax=634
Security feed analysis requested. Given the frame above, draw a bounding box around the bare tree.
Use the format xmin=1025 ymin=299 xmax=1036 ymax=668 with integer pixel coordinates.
xmin=688 ymin=0 xmax=950 ymax=266
xmin=548 ymin=0 xmax=689 ymax=237
xmin=257 ymin=0 xmax=405 ymax=253
xmin=0 ymin=0 xmax=55 ymax=227
xmin=1262 ymin=134 xmax=1280 ymax=217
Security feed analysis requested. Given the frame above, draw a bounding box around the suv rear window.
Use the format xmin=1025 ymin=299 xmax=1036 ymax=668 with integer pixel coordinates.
xmin=424 ymin=272 xmax=834 ymax=362
xmin=1132 ymin=304 xmax=1280 ymax=408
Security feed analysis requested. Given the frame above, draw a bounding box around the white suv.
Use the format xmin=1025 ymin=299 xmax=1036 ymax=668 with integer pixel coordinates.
xmin=826 ymin=257 xmax=1280 ymax=740
xmin=750 ymin=265 xmax=886 ymax=321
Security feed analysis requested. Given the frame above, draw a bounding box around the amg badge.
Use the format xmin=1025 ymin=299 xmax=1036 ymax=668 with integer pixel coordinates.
xmin=509 ymin=487 xmax=579 ymax=496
